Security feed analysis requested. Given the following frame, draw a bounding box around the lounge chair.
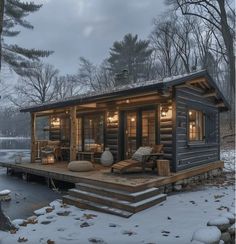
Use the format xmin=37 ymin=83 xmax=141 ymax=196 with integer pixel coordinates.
xmin=111 ymin=144 xmax=164 ymax=173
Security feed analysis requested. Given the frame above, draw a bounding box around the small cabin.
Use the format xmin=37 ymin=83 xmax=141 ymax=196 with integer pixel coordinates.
xmin=21 ymin=70 xmax=229 ymax=172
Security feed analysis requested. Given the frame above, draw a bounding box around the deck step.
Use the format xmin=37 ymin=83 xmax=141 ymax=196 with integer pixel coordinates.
xmin=75 ymin=183 xmax=161 ymax=202
xmin=63 ymin=195 xmax=133 ymax=218
xmin=68 ymin=188 xmax=166 ymax=213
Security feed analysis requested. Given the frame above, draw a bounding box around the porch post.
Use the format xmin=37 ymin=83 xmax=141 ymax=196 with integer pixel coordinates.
xmin=31 ymin=112 xmax=36 ymax=163
xmin=70 ymin=106 xmax=78 ymax=161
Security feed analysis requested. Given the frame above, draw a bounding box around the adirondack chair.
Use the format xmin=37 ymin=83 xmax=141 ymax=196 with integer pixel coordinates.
xmin=111 ymin=144 xmax=164 ymax=174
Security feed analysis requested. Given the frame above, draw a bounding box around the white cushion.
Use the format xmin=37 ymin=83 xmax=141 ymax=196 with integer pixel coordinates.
xmin=131 ymin=147 xmax=152 ymax=162
xmin=68 ymin=161 xmax=94 ymax=172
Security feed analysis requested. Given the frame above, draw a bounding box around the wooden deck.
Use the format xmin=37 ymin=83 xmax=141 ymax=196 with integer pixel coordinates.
xmin=0 ymin=160 xmax=224 ymax=192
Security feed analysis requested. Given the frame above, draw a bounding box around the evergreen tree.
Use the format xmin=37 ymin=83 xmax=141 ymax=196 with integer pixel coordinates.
xmin=108 ymin=33 xmax=153 ymax=84
xmin=0 ymin=0 xmax=53 ymax=72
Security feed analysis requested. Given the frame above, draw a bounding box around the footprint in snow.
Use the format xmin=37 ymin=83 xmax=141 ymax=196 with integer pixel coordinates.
xmin=122 ymin=230 xmax=137 ymax=236
xmin=57 ymin=228 xmax=66 ymax=232
xmin=40 ymin=220 xmax=51 ymax=225
xmin=88 ymin=237 xmax=107 ymax=243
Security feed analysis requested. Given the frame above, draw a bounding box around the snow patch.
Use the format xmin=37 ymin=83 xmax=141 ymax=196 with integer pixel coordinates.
xmin=192 ymin=226 xmax=221 ymax=243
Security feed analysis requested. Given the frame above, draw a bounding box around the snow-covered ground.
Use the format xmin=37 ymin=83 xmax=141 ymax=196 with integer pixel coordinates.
xmin=221 ymin=149 xmax=235 ymax=172
xmin=0 ymin=184 xmax=234 ymax=244
xmin=0 ymin=149 xmax=235 ymax=244
xmin=0 ymin=149 xmax=30 ymax=163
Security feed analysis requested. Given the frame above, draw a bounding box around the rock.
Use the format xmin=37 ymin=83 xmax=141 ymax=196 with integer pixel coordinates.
xmin=220 ymin=232 xmax=231 ymax=244
xmin=220 ymin=212 xmax=235 ymax=224
xmin=174 ymin=184 xmax=182 ymax=191
xmin=0 ymin=190 xmax=11 ymax=201
xmin=12 ymin=219 xmax=25 ymax=228
xmin=68 ymin=161 xmax=94 ymax=172
xmin=175 ymin=180 xmax=184 ymax=185
xmin=228 ymin=223 xmax=235 ymax=235
xmin=207 ymin=217 xmax=230 ymax=231
xmin=192 ymin=226 xmax=221 ymax=244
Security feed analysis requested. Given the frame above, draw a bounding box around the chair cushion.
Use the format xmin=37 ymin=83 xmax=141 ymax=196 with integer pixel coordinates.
xmin=68 ymin=161 xmax=94 ymax=172
xmin=152 ymin=144 xmax=164 ymax=153
xmin=131 ymin=146 xmax=152 ymax=162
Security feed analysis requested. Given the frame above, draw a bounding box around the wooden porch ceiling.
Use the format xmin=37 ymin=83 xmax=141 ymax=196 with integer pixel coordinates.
xmin=34 ymin=92 xmax=172 ymax=117
xmin=185 ymin=77 xmax=226 ymax=108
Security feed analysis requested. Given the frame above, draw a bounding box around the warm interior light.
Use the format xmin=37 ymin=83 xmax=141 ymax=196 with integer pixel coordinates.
xmin=126 ymin=99 xmax=130 ymax=103
xmin=161 ymin=105 xmax=169 ymax=117
xmin=131 ymin=117 xmax=135 ymax=122
xmin=189 ymin=111 xmax=192 ymax=116
xmin=51 ymin=117 xmax=60 ymax=127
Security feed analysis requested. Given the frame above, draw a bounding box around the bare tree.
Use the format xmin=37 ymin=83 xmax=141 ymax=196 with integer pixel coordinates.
xmin=167 ymin=0 xmax=235 ymax=94
xmin=77 ymin=57 xmax=115 ymax=92
xmin=150 ymin=16 xmax=181 ymax=77
xmin=55 ymin=74 xmax=81 ymax=99
xmin=10 ymin=63 xmax=59 ymax=107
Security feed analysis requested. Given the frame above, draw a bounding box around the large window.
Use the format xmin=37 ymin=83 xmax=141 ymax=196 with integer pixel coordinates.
xmin=188 ymin=109 xmax=205 ymax=142
xmin=142 ymin=110 xmax=155 ymax=146
xmin=78 ymin=114 xmax=104 ymax=152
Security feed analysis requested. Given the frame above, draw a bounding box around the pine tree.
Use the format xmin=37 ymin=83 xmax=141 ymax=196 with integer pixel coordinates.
xmin=108 ymin=33 xmax=153 ymax=84
xmin=0 ymin=0 xmax=53 ymax=72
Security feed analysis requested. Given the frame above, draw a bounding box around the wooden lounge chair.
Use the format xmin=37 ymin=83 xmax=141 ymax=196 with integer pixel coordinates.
xmin=111 ymin=144 xmax=164 ymax=174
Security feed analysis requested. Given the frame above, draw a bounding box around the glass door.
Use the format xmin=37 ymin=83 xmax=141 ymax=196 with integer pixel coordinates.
xmin=125 ymin=112 xmax=137 ymax=159
xmin=142 ymin=110 xmax=156 ymax=146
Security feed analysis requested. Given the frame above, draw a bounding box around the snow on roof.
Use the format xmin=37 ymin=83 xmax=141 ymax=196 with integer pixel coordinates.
xmin=21 ymin=69 xmax=224 ymax=112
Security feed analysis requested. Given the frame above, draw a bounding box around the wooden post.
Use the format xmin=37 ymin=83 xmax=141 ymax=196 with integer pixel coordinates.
xmin=31 ymin=113 xmax=36 ymax=163
xmin=70 ymin=107 xmax=78 ymax=161
xmin=157 ymin=160 xmax=170 ymax=176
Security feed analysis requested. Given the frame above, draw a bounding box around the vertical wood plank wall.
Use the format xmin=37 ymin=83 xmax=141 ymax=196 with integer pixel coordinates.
xmin=106 ymin=111 xmax=119 ymax=162
xmin=174 ymin=85 xmax=219 ymax=171
xmin=160 ymin=106 xmax=173 ymax=170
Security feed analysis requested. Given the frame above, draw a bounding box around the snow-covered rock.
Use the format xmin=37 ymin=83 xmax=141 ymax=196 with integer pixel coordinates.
xmin=49 ymin=199 xmax=62 ymax=208
xmin=220 ymin=212 xmax=235 ymax=224
xmin=192 ymin=226 xmax=221 ymax=244
xmin=33 ymin=207 xmax=49 ymax=216
xmin=0 ymin=190 xmax=11 ymax=195
xmin=12 ymin=219 xmax=25 ymax=228
xmin=0 ymin=190 xmax=11 ymax=201
xmin=207 ymin=217 xmax=230 ymax=231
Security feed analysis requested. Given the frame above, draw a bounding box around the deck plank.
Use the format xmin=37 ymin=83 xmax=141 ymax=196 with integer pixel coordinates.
xmin=0 ymin=160 xmax=224 ymax=192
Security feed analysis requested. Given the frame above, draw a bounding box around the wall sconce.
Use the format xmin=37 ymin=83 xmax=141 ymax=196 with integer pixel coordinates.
xmin=161 ymin=105 xmax=169 ymax=117
xmin=107 ymin=111 xmax=118 ymax=126
xmin=51 ymin=117 xmax=60 ymax=128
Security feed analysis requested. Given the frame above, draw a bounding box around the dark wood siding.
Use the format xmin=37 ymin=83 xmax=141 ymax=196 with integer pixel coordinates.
xmin=160 ymin=105 xmax=174 ymax=170
xmin=105 ymin=111 xmax=119 ymax=162
xmin=174 ymin=86 xmax=220 ymax=171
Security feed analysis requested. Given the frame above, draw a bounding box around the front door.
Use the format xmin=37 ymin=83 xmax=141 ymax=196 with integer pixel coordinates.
xmin=124 ymin=111 xmax=137 ymax=159
xmin=124 ymin=109 xmax=156 ymax=159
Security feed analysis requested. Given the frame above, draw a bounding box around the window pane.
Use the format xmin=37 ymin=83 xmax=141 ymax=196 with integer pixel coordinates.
xmin=125 ymin=112 xmax=137 ymax=158
xmin=36 ymin=116 xmax=49 ymax=140
xmin=142 ymin=110 xmax=155 ymax=146
xmin=188 ymin=109 xmax=204 ymax=141
xmin=83 ymin=114 xmax=104 ymax=152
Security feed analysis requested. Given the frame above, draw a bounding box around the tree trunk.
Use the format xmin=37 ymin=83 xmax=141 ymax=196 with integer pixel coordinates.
xmin=217 ymin=0 xmax=235 ymax=91
xmin=0 ymin=0 xmax=4 ymax=70
xmin=0 ymin=202 xmax=15 ymax=231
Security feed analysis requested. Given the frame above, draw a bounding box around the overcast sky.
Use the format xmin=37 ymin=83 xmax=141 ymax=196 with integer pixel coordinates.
xmin=8 ymin=0 xmax=166 ymax=75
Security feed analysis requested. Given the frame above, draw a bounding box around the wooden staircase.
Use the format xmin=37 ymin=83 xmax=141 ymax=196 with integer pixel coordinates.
xmin=63 ymin=181 xmax=167 ymax=218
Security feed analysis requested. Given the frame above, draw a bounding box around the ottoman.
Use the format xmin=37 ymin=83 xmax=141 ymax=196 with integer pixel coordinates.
xmin=68 ymin=161 xmax=94 ymax=172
